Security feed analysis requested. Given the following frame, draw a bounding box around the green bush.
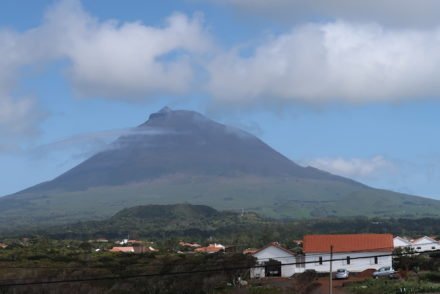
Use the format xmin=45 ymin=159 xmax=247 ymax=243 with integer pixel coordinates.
xmin=419 ymin=271 xmax=440 ymax=283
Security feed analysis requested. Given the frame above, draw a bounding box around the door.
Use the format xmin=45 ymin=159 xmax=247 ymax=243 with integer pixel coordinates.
xmin=264 ymin=259 xmax=282 ymax=277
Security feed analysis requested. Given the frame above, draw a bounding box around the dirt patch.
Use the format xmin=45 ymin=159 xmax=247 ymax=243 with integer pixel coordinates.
xmin=356 ymin=269 xmax=375 ymax=278
xmin=248 ymin=271 xmax=373 ymax=294
xmin=309 ymin=274 xmax=371 ymax=294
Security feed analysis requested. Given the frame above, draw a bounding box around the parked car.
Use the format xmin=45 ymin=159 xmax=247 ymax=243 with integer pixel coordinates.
xmin=372 ymin=266 xmax=397 ymax=279
xmin=335 ymin=268 xmax=349 ymax=279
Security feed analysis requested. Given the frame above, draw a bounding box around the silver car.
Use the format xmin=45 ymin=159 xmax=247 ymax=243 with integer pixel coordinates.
xmin=372 ymin=266 xmax=397 ymax=279
xmin=335 ymin=268 xmax=349 ymax=279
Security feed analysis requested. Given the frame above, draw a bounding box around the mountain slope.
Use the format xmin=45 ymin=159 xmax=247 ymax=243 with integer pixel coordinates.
xmin=1 ymin=107 xmax=440 ymax=228
xmin=20 ymin=107 xmax=359 ymax=192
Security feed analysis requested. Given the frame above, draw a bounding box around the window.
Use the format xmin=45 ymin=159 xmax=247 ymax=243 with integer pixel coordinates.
xmin=416 ymin=247 xmax=421 ymax=250
xmin=346 ymin=256 xmax=351 ymax=265
xmin=296 ymin=255 xmax=305 ymax=268
xmin=374 ymin=256 xmax=378 ymax=264
xmin=319 ymin=257 xmax=323 ymax=265
xmin=432 ymin=246 xmax=436 ymax=250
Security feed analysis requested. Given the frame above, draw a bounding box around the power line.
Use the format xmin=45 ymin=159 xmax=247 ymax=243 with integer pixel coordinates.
xmin=0 ymin=240 xmax=438 ymax=269
xmin=0 ymin=248 xmax=439 ymax=288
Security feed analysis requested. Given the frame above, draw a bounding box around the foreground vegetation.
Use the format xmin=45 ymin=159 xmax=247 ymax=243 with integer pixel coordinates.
xmin=0 ymin=238 xmax=255 ymax=293
xmin=0 ymin=239 xmax=439 ymax=293
xmin=0 ymin=204 xmax=439 ymax=293
xmin=348 ymin=274 xmax=440 ymax=294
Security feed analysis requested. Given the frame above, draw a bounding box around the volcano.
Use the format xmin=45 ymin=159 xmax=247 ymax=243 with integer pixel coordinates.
xmin=1 ymin=107 xmax=440 ymax=228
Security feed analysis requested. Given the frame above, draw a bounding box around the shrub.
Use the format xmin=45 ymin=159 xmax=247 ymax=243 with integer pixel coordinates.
xmin=419 ymin=271 xmax=440 ymax=283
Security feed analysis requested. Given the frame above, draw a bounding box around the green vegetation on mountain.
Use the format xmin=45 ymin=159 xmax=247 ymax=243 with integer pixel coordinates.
xmin=6 ymin=204 xmax=436 ymax=249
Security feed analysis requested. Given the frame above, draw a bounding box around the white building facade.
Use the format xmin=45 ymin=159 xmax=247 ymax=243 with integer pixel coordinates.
xmin=304 ymin=251 xmax=392 ymax=273
xmin=394 ymin=236 xmax=440 ymax=253
xmin=412 ymin=236 xmax=440 ymax=252
xmin=251 ymin=243 xmax=299 ymax=278
xmin=393 ymin=236 xmax=412 ymax=249
xmin=250 ymin=234 xmax=400 ymax=278
xmin=303 ymin=234 xmax=394 ymax=273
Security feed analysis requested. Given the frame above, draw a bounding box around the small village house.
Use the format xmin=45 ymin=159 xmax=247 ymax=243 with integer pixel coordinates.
xmin=250 ymin=242 xmax=298 ymax=278
xmin=133 ymin=245 xmax=158 ymax=253
xmin=303 ymin=234 xmax=394 ymax=273
xmin=394 ymin=235 xmax=440 ymax=252
xmin=393 ymin=236 xmax=412 ymax=249
xmin=110 ymin=246 xmax=135 ymax=253
xmin=194 ymin=243 xmax=225 ymax=254
xmin=412 ymin=236 xmax=440 ymax=252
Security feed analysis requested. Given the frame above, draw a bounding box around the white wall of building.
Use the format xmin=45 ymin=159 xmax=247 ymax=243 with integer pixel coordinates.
xmin=304 ymin=251 xmax=392 ymax=273
xmin=393 ymin=237 xmax=412 ymax=249
xmin=251 ymin=245 xmax=296 ymax=278
xmin=412 ymin=237 xmax=440 ymax=253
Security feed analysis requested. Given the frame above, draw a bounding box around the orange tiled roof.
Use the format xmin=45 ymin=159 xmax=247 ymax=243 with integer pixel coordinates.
xmin=243 ymin=248 xmax=258 ymax=255
xmin=179 ymin=241 xmax=201 ymax=248
xmin=194 ymin=244 xmax=224 ymax=253
xmin=303 ymin=234 xmax=393 ymax=253
xmin=110 ymin=246 xmax=135 ymax=253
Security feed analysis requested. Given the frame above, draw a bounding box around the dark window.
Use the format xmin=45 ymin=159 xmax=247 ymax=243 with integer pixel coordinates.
xmin=296 ymin=255 xmax=305 ymax=268
xmin=416 ymin=247 xmax=421 ymax=250
xmin=264 ymin=259 xmax=282 ymax=277
xmin=346 ymin=256 xmax=351 ymax=265
xmin=319 ymin=257 xmax=323 ymax=265
xmin=432 ymin=246 xmax=436 ymax=250
xmin=374 ymin=256 xmax=378 ymax=264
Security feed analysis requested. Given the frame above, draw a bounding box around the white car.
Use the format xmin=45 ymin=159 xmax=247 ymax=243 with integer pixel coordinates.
xmin=372 ymin=266 xmax=397 ymax=279
xmin=335 ymin=268 xmax=349 ymax=279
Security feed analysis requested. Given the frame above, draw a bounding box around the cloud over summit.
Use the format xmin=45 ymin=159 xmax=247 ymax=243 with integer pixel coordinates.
xmin=4 ymin=0 xmax=440 ymax=146
xmin=0 ymin=0 xmax=210 ymax=143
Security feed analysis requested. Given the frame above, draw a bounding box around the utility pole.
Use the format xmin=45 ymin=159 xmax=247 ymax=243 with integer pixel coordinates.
xmin=329 ymin=245 xmax=333 ymax=294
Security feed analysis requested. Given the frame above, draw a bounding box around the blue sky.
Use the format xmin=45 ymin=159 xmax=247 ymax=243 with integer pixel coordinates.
xmin=1 ymin=0 xmax=440 ymax=199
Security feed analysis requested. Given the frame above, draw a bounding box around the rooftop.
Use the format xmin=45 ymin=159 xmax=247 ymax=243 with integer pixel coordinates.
xmin=110 ymin=246 xmax=135 ymax=253
xmin=303 ymin=234 xmax=394 ymax=253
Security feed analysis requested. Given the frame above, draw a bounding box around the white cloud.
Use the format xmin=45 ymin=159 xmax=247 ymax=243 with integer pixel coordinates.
xmin=0 ymin=28 xmax=48 ymax=147
xmin=31 ymin=126 xmax=168 ymax=160
xmin=43 ymin=0 xmax=211 ymax=99
xmin=207 ymin=21 xmax=440 ymax=105
xmin=0 ymin=0 xmax=211 ymax=145
xmin=0 ymin=95 xmax=44 ymax=152
xmin=212 ymin=0 xmax=440 ymax=27
xmin=307 ymin=155 xmax=393 ymax=178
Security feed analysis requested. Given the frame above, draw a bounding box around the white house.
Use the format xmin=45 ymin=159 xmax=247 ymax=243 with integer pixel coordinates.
xmin=303 ymin=234 xmax=394 ymax=273
xmin=251 ymin=242 xmax=299 ymax=278
xmin=393 ymin=236 xmax=412 ymax=249
xmin=412 ymin=236 xmax=440 ymax=253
